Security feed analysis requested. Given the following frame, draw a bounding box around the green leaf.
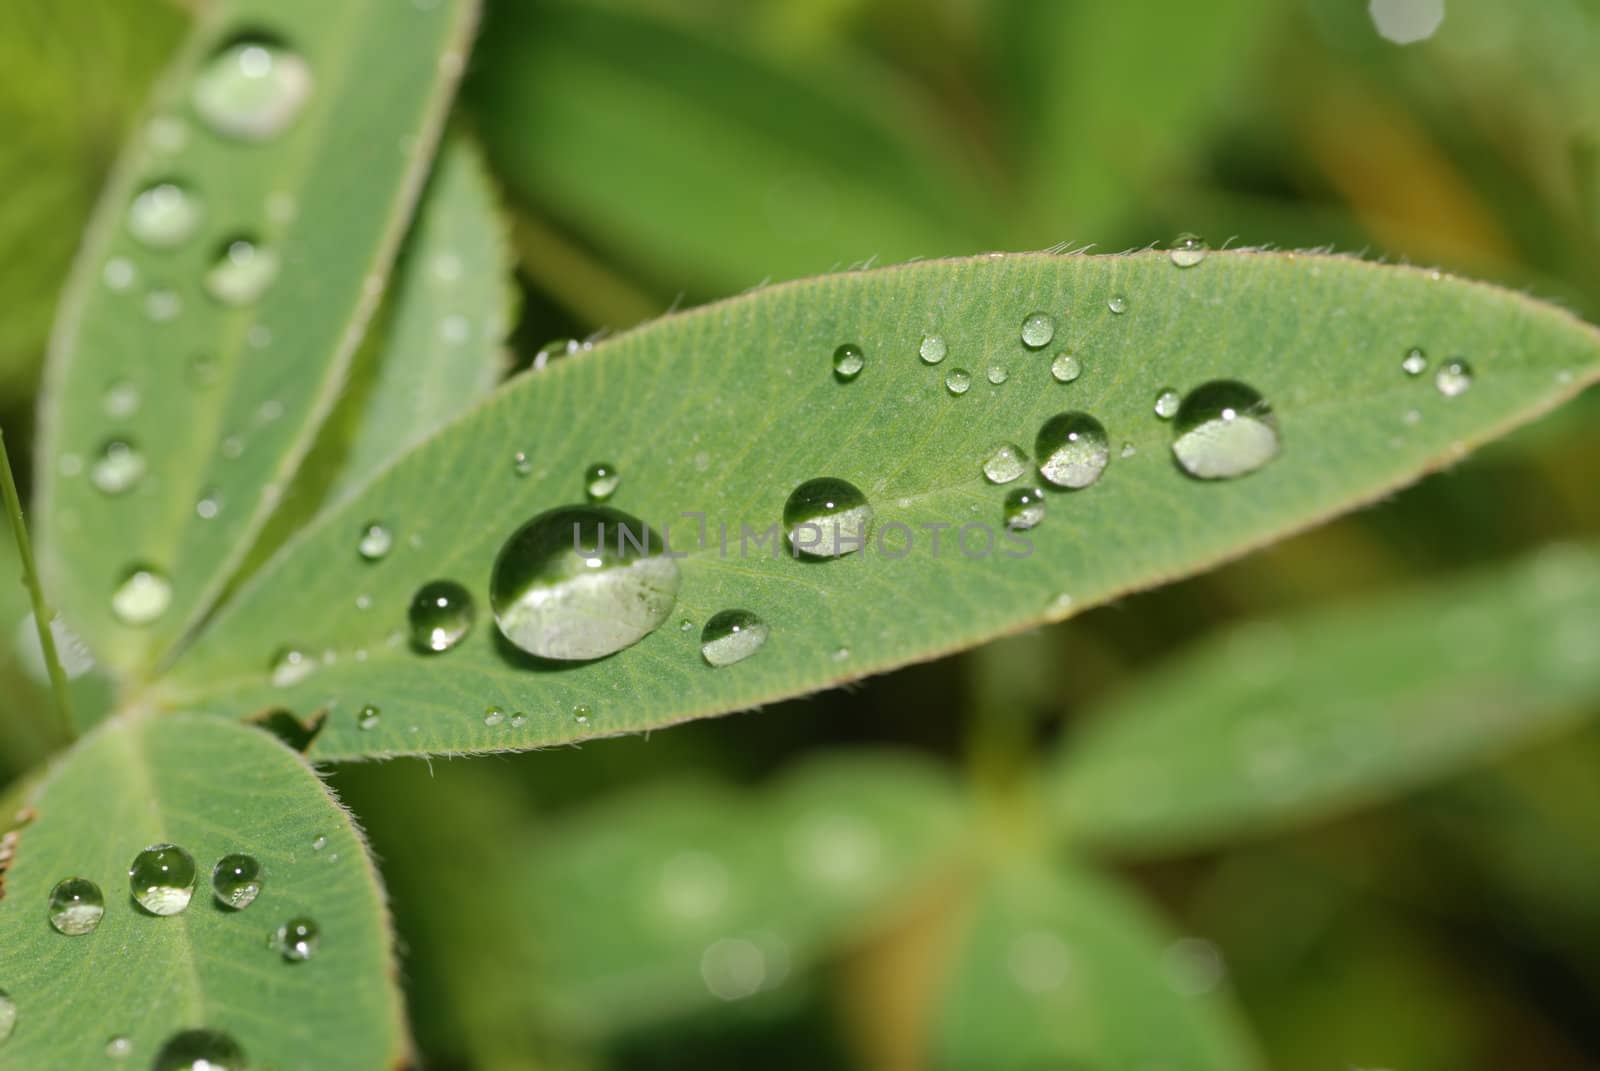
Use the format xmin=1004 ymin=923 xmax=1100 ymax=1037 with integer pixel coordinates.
xmin=157 ymin=251 xmax=1600 ymax=759
xmin=930 ymin=856 xmax=1262 ymax=1070
xmin=1047 ymin=542 xmax=1600 ymax=857
xmin=34 ymin=0 xmax=480 ymax=679
xmin=0 ymin=714 xmax=406 ymax=1069
xmin=525 ymin=752 xmax=963 ymax=1036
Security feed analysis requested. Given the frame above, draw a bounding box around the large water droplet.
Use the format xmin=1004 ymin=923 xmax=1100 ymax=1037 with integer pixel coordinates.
xmin=490 ymin=506 xmax=679 ymax=660
xmin=1035 ymin=412 xmax=1110 ymax=489
xmin=783 ymin=477 xmax=873 ymax=559
xmin=204 ymin=237 xmax=278 ymax=306
xmin=191 ymin=39 xmax=313 ymax=142
xmin=1169 ymin=234 xmax=1208 ymax=268
xmin=152 ymin=1029 xmax=245 ymax=1071
xmin=945 ymin=368 xmax=971 ymax=395
xmin=211 ymin=854 xmax=262 ymax=909
xmin=1050 ymin=352 xmax=1081 ymax=383
xmin=127 ymin=182 xmax=201 ymax=248
xmin=271 ymin=917 xmax=320 ymax=962
xmin=1435 ymin=358 xmax=1473 ymax=397
xmin=700 ymin=610 xmax=769 ymax=667
xmin=91 ymin=439 xmax=145 ymax=495
xmin=130 ymin=843 xmax=197 ymax=915
xmin=1003 ymin=486 xmax=1047 ymax=531
xmin=982 ymin=442 xmax=1028 ymax=485
xmin=1020 ymin=312 xmax=1055 ymax=349
xmin=1153 ymin=388 xmax=1180 ymax=419
xmin=0 ymin=989 xmax=14 ymax=1044
xmin=584 ymin=462 xmax=620 ymax=503
xmin=832 ymin=343 xmax=864 ymax=381
xmin=48 ymin=877 xmax=105 ymax=935
xmin=919 ymin=335 xmax=946 ymax=364
xmin=270 ymin=645 xmax=315 ymax=686
xmin=1171 ymin=380 xmax=1280 ymax=480
xmin=1401 ymin=346 xmax=1428 ymax=376
xmin=409 ymin=580 xmax=475 ymax=653
xmin=111 ymin=564 xmax=172 ymax=626
xmin=357 ymin=522 xmax=392 ymax=561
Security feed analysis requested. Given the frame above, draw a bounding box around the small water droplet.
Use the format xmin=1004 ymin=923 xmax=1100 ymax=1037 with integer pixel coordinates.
xmin=483 ymin=705 xmax=506 ymax=727
xmin=986 ymin=364 xmax=1009 ymax=385
xmin=311 ymin=835 xmax=328 ymax=852
xmin=1003 ymin=486 xmax=1047 ymax=531
xmin=584 ymin=462 xmax=620 ymax=503
xmin=918 ymin=334 xmax=947 ymax=364
xmin=783 ymin=477 xmax=873 ymax=559
xmin=512 ymin=450 xmax=532 ymax=476
xmin=1171 ymin=380 xmax=1280 ymax=480
xmin=1048 ymin=352 xmax=1081 ymax=383
xmin=357 ymin=522 xmax=393 ymax=561
xmin=195 ymin=489 xmax=222 ymax=520
xmin=1369 ymin=0 xmax=1445 ymax=45
xmin=1119 ymin=441 xmax=1137 ymax=459
xmin=409 ymin=580 xmax=475 ymax=653
xmin=270 ymin=645 xmax=320 ymax=688
xmin=271 ymin=917 xmax=320 ymax=962
xmin=945 ymin=368 xmax=971 ymax=395
xmin=127 ymin=181 xmax=201 ymax=248
xmin=0 ymin=990 xmax=13 ymax=1045
xmin=103 ymin=379 xmax=140 ymax=419
xmin=1401 ymin=346 xmax=1428 ymax=376
xmin=153 ymin=1029 xmax=245 ymax=1071
xmin=48 ymin=877 xmax=105 ymax=935
xmin=211 ymin=854 xmax=263 ymax=909
xmin=700 ymin=609 xmax=769 ymax=667
xmin=103 ymin=257 xmax=137 ymax=291
xmin=1020 ymin=311 xmax=1055 ymax=349
xmin=105 ymin=1034 xmax=133 ymax=1059
xmin=573 ymin=703 xmax=592 ymax=725
xmin=111 ymin=564 xmax=172 ymax=626
xmin=129 ymin=843 xmax=196 ymax=915
xmin=982 ymin=442 xmax=1028 ymax=485
xmin=1107 ymin=294 xmax=1128 ymax=314
xmin=204 ymin=236 xmax=279 ymax=305
xmin=357 ymin=703 xmax=381 ymax=730
xmin=510 ymin=712 xmax=528 ymax=728
xmin=191 ymin=39 xmax=313 ymax=142
xmin=1035 ymin=412 xmax=1110 ymax=489
xmin=144 ymin=288 xmax=182 ymax=322
xmin=1435 ymin=357 xmax=1473 ymax=397
xmin=1169 ymin=234 xmax=1208 ymax=268
xmin=91 ymin=438 xmax=145 ymax=495
xmin=1153 ymin=388 xmax=1180 ymax=419
xmin=832 ymin=343 xmax=864 ymax=381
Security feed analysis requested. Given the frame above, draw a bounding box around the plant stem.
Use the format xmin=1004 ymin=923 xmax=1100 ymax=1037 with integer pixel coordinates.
xmin=0 ymin=424 xmax=74 ymax=739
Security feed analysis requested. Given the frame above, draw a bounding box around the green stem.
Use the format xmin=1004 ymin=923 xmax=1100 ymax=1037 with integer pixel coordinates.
xmin=0 ymin=424 xmax=74 ymax=739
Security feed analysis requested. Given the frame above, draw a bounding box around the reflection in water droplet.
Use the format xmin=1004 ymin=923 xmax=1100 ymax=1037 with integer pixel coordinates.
xmin=211 ymin=854 xmax=263 ymax=909
xmin=409 ymin=580 xmax=475 ymax=653
xmin=204 ymin=237 xmax=279 ymax=305
xmin=357 ymin=522 xmax=392 ymax=561
xmin=48 ymin=877 xmax=105 ymax=935
xmin=1020 ymin=312 xmax=1055 ymax=349
xmin=700 ymin=609 xmax=769 ymax=667
xmin=945 ymin=368 xmax=971 ymax=395
xmin=91 ymin=439 xmax=145 ymax=495
xmin=1003 ymin=486 xmax=1047 ymax=531
xmin=832 ymin=343 xmax=864 ymax=381
xmin=982 ymin=442 xmax=1028 ymax=485
xmin=1171 ymin=380 xmax=1280 ymax=480
xmin=1035 ymin=412 xmax=1110 ymax=489
xmin=152 ymin=1029 xmax=245 ymax=1071
xmin=129 ymin=843 xmax=197 ymax=915
xmin=1107 ymin=294 xmax=1128 ymax=314
xmin=1435 ymin=358 xmax=1473 ymax=397
xmin=270 ymin=645 xmax=315 ymax=687
xmin=1169 ymin=234 xmax=1208 ymax=268
xmin=191 ymin=39 xmax=314 ymax=141
xmin=111 ymin=564 xmax=172 ymax=626
xmin=1154 ymin=388 xmax=1180 ymax=419
xmin=128 ymin=182 xmax=201 ymax=248
xmin=584 ymin=462 xmax=620 ymax=503
xmin=1050 ymin=352 xmax=1080 ymax=383
xmin=919 ymin=335 xmax=946 ymax=364
xmin=783 ymin=477 xmax=873 ymax=559
xmin=1401 ymin=346 xmax=1428 ymax=376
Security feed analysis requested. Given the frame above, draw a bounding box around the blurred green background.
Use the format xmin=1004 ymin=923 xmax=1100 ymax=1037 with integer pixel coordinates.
xmin=5 ymin=0 xmax=1600 ymax=1068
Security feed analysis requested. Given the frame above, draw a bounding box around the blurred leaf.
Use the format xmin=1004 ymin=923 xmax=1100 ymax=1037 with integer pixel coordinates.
xmin=0 ymin=715 xmax=406 ymax=1069
xmin=929 ymin=856 xmax=1262 ymax=1070
xmin=35 ymin=0 xmax=480 ymax=678
xmin=155 ymin=252 xmax=1600 ymax=760
xmin=1050 ymin=542 xmax=1600 ymax=856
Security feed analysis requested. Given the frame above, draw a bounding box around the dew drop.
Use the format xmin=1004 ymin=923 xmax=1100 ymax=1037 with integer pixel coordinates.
xmin=490 ymin=506 xmax=679 ymax=660
xmin=1369 ymin=0 xmax=1445 ymax=45
xmin=111 ymin=564 xmax=172 ymax=626
xmin=1171 ymin=380 xmax=1280 ymax=480
xmin=510 ymin=712 xmax=528 ymax=728
xmin=311 ymin=835 xmax=328 ymax=852
xmin=1154 ymin=388 xmax=1180 ymax=419
xmin=483 ymin=705 xmax=506 ymax=727
xmin=127 ymin=181 xmax=201 ymax=248
xmin=1035 ymin=412 xmax=1110 ymax=490
xmin=832 ymin=343 xmax=864 ymax=381
xmin=1020 ymin=311 xmax=1055 ymax=349
xmin=918 ymin=334 xmax=947 ymax=364
xmin=103 ymin=379 xmax=140 ymax=419
xmin=270 ymin=916 xmax=320 ymax=962
xmin=144 ymin=288 xmax=182 ymax=322
xmin=573 ymin=703 xmax=592 ymax=726
xmin=191 ymin=39 xmax=313 ymax=142
xmin=584 ymin=462 xmax=620 ymax=503
xmin=153 ymin=1029 xmax=245 ymax=1071
xmin=0 ymin=990 xmax=13 ymax=1045
xmin=700 ymin=609 xmax=769 ymax=667
xmin=204 ymin=237 xmax=279 ymax=305
xmin=512 ymin=450 xmax=532 ymax=477
xmin=1401 ymin=346 xmax=1428 ymax=376
xmin=105 ymin=1034 xmax=132 ymax=1059
xmin=1169 ymin=234 xmax=1208 ymax=268
xmin=195 ymin=488 xmax=222 ymax=520
xmin=945 ymin=368 xmax=971 ymax=395
xmin=211 ymin=853 xmax=263 ymax=909
xmin=1435 ymin=358 xmax=1473 ymax=397
xmin=986 ymin=364 xmax=1009 ymax=385
xmin=409 ymin=580 xmax=475 ymax=653
xmin=103 ymin=257 xmax=137 ymax=292
xmin=357 ymin=522 xmax=392 ymax=561
xmin=270 ymin=645 xmax=315 ymax=686
xmin=91 ymin=438 xmax=145 ymax=495
xmin=1003 ymin=486 xmax=1047 ymax=531
xmin=129 ymin=843 xmax=197 ymax=915
xmin=358 ymin=703 xmax=381 ymax=730
xmin=1107 ymin=294 xmax=1128 ymax=314
xmin=783 ymin=477 xmax=873 ymax=560
xmin=981 ymin=442 xmax=1028 ymax=485
xmin=48 ymin=877 xmax=105 ymax=935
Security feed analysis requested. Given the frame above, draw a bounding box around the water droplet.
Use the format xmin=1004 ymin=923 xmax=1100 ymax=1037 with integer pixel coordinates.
xmin=211 ymin=854 xmax=263 ymax=909
xmin=48 ymin=877 xmax=105 ymax=935
xmin=986 ymin=364 xmax=1009 ymax=385
xmin=311 ymin=835 xmax=328 ymax=852
xmin=1048 ymin=352 xmax=1081 ymax=383
xmin=1435 ymin=357 xmax=1473 ymax=397
xmin=0 ymin=990 xmax=12 ymax=1045
xmin=191 ymin=39 xmax=313 ymax=142
xmin=945 ymin=368 xmax=971 ymax=395
xmin=103 ymin=257 xmax=137 ymax=291
xmin=573 ymin=703 xmax=592 ymax=726
xmin=490 ymin=506 xmax=680 ymax=660
xmin=918 ymin=334 xmax=947 ymax=364
xmin=105 ymin=1034 xmax=133 ymax=1059
xmin=483 ymin=705 xmax=506 ymax=727
xmin=584 ymin=462 xmax=620 ymax=503
xmin=204 ymin=237 xmax=278 ymax=305
xmin=700 ymin=937 xmax=772 ymax=1001
xmin=512 ymin=450 xmax=532 ymax=476
xmin=127 ymin=181 xmax=201 ymax=248
xmin=91 ymin=439 xmax=145 ymax=495
xmin=783 ymin=477 xmax=873 ymax=559
xmin=1171 ymin=381 xmax=1280 ymax=480
xmin=144 ymin=288 xmax=182 ymax=322
xmin=270 ymin=645 xmax=315 ymax=686
xmin=196 ymin=489 xmax=222 ymax=520
xmin=832 ymin=343 xmax=864 ymax=381
xmin=1153 ymin=388 xmax=1180 ymax=419
xmin=1119 ymin=441 xmax=1137 ymax=459
xmin=357 ymin=703 xmax=380 ymax=730
xmin=357 ymin=522 xmax=392 ymax=561
xmin=153 ymin=1029 xmax=245 ymax=1071
xmin=103 ymin=380 xmax=140 ymax=419
xmin=700 ymin=609 xmax=769 ymax=667
xmin=409 ymin=580 xmax=475 ymax=653
xmin=510 ymin=712 xmax=528 ymax=728
xmin=111 ymin=564 xmax=172 ymax=626
xmin=1107 ymin=294 xmax=1128 ymax=314
xmin=1169 ymin=234 xmax=1208 ymax=268
xmin=1035 ymin=412 xmax=1110 ymax=489
xmin=1020 ymin=312 xmax=1055 ymax=349
xmin=1003 ymin=486 xmax=1047 ymax=531
xmin=1401 ymin=346 xmax=1428 ymax=376
xmin=1368 ymin=0 xmax=1445 ymax=45
xmin=129 ymin=843 xmax=196 ymax=915
xmin=982 ymin=442 xmax=1028 ymax=485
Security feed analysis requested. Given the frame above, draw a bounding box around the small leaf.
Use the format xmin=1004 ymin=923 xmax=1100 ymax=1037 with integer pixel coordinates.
xmin=1048 ymin=543 xmax=1600 ymax=857
xmin=0 ymin=714 xmax=406 ymax=1068
xmin=34 ymin=0 xmax=480 ymax=678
